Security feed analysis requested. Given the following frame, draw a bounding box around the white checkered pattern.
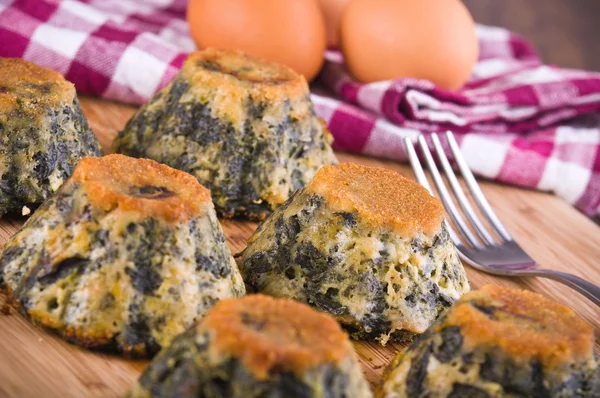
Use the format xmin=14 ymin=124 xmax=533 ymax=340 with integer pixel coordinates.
xmin=2 ymin=0 xmax=600 ymax=217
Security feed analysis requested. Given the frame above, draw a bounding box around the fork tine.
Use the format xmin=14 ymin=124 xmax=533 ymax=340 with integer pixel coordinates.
xmin=403 ymin=137 xmax=464 ymax=245
xmin=403 ymin=137 xmax=434 ymax=194
xmin=445 ymin=131 xmax=513 ymax=241
xmin=430 ymin=133 xmax=496 ymax=246
xmin=416 ymin=135 xmax=483 ymax=248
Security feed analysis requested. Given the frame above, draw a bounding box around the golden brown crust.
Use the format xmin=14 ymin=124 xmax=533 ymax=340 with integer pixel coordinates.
xmin=201 ymin=295 xmax=351 ymax=379
xmin=0 ymin=58 xmax=75 ymax=114
xmin=71 ymin=154 xmax=211 ymax=223
xmin=4 ymin=294 xmax=123 ymax=353
xmin=441 ymin=284 xmax=595 ymax=369
xmin=187 ymin=48 xmax=299 ymax=84
xmin=184 ymin=48 xmax=307 ymax=105
xmin=305 ymin=163 xmax=445 ymax=237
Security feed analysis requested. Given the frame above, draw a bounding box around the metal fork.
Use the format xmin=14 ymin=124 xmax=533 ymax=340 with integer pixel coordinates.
xmin=404 ymin=131 xmax=600 ymax=306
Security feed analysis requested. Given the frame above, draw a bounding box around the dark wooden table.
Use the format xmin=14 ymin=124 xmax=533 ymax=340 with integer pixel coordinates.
xmin=464 ymin=0 xmax=600 ymax=71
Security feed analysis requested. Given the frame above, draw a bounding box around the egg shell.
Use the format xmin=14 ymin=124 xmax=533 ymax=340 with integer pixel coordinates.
xmin=318 ymin=0 xmax=351 ymax=47
xmin=340 ymin=0 xmax=479 ymax=90
xmin=187 ymin=0 xmax=327 ymax=81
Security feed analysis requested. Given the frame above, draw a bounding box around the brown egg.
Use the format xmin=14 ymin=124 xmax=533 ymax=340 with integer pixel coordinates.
xmin=318 ymin=0 xmax=351 ymax=47
xmin=187 ymin=0 xmax=326 ymax=81
xmin=340 ymin=0 xmax=479 ymax=90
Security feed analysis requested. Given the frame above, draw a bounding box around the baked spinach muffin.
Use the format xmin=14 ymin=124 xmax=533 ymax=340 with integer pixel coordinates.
xmin=240 ymin=163 xmax=469 ymax=344
xmin=113 ymin=48 xmax=337 ymax=220
xmin=0 ymin=57 xmax=101 ymax=217
xmin=379 ymin=284 xmax=600 ymax=398
xmin=128 ymin=294 xmax=372 ymax=398
xmin=0 ymin=155 xmax=245 ymax=357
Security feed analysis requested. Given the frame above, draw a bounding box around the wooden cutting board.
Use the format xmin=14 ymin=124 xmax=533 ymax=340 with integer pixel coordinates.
xmin=0 ymin=97 xmax=599 ymax=397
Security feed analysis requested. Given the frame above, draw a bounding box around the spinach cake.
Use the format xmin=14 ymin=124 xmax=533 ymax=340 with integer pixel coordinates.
xmin=379 ymin=285 xmax=600 ymax=398
xmin=0 ymin=154 xmax=245 ymax=357
xmin=0 ymin=57 xmax=101 ymax=217
xmin=240 ymin=163 xmax=470 ymax=344
xmin=113 ymin=48 xmax=337 ymax=220
xmin=128 ymin=294 xmax=372 ymax=398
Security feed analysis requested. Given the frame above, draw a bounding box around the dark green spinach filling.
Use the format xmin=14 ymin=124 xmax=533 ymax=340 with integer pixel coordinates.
xmin=243 ymin=194 xmax=459 ymax=342
xmin=133 ymin=329 xmax=354 ymax=398
xmin=395 ymin=308 xmax=600 ymax=397
xmin=0 ymin=97 xmax=101 ymax=216
xmin=114 ymin=78 xmax=335 ymax=220
xmin=0 ymin=180 xmax=242 ymax=357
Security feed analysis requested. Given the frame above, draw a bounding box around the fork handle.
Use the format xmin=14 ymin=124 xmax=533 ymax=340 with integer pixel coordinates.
xmin=523 ymin=269 xmax=600 ymax=307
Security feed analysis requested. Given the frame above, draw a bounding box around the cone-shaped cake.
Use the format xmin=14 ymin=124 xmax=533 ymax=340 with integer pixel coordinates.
xmin=113 ymin=48 xmax=337 ymax=220
xmin=128 ymin=295 xmax=372 ymax=398
xmin=0 ymin=58 xmax=102 ymax=217
xmin=0 ymin=155 xmax=245 ymax=357
xmin=379 ymin=285 xmax=600 ymax=398
xmin=240 ymin=163 xmax=469 ymax=344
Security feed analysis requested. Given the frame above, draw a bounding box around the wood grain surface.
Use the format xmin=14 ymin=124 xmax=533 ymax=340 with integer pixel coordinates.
xmin=0 ymin=97 xmax=599 ymax=397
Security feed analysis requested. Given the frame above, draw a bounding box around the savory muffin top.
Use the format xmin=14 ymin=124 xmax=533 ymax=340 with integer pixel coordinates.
xmin=0 ymin=57 xmax=75 ymax=115
xmin=440 ymin=284 xmax=596 ymax=369
xmin=186 ymin=48 xmax=302 ymax=88
xmin=182 ymin=48 xmax=309 ymax=128
xmin=71 ymin=154 xmax=211 ymax=223
xmin=305 ymin=162 xmax=444 ymax=238
xmin=189 ymin=48 xmax=299 ymax=85
xmin=201 ymin=295 xmax=351 ymax=379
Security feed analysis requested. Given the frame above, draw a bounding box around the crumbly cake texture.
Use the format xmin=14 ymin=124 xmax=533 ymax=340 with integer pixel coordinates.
xmin=128 ymin=295 xmax=372 ymax=398
xmin=240 ymin=163 xmax=469 ymax=344
xmin=113 ymin=48 xmax=337 ymax=220
xmin=0 ymin=57 xmax=102 ymax=217
xmin=0 ymin=154 xmax=245 ymax=357
xmin=379 ymin=285 xmax=600 ymax=398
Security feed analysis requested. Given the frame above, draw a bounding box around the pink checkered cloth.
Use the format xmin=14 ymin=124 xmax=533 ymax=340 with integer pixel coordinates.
xmin=2 ymin=0 xmax=600 ymax=217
